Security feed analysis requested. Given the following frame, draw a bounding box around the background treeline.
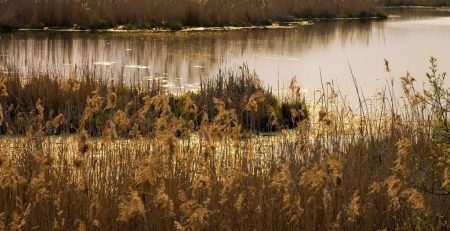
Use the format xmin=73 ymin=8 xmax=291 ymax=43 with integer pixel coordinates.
xmin=384 ymin=0 xmax=449 ymax=6
xmin=0 ymin=0 xmax=379 ymax=29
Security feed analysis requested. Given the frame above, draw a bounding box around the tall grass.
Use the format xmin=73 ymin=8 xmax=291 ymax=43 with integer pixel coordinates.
xmin=0 ymin=65 xmax=304 ymax=135
xmin=0 ymin=0 xmax=380 ymax=29
xmin=0 ymin=58 xmax=449 ymax=230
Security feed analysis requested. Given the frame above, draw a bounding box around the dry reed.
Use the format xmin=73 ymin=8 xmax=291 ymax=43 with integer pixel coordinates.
xmin=0 ymin=0 xmax=380 ymax=29
xmin=0 ymin=58 xmax=449 ymax=230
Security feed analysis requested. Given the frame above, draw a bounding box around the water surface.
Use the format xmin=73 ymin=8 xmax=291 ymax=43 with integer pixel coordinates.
xmin=1 ymin=8 xmax=450 ymax=99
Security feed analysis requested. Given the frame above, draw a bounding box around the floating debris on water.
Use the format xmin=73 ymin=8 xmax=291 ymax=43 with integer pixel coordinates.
xmin=0 ymin=65 xmax=9 ymax=74
xmin=143 ymin=75 xmax=155 ymax=81
xmin=93 ymin=61 xmax=116 ymax=66
xmin=176 ymin=22 xmax=316 ymax=32
xmin=62 ymin=63 xmax=77 ymax=67
xmin=285 ymin=57 xmax=302 ymax=61
xmin=123 ymin=65 xmax=150 ymax=69
xmin=183 ymin=83 xmax=201 ymax=91
xmin=162 ymin=83 xmax=176 ymax=88
xmin=144 ymin=76 xmax=169 ymax=83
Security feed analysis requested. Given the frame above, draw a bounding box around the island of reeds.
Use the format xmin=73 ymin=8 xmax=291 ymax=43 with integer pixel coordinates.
xmin=0 ymin=0 xmax=389 ymax=31
xmin=0 ymin=58 xmax=449 ymax=230
xmin=3 ymin=0 xmax=449 ymax=31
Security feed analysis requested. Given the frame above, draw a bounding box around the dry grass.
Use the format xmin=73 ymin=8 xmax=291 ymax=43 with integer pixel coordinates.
xmin=0 ymin=65 xmax=303 ymax=135
xmin=0 ymin=0 xmax=380 ymax=29
xmin=0 ymin=58 xmax=449 ymax=230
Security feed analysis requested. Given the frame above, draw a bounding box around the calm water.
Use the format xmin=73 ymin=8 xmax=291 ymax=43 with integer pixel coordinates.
xmin=1 ymin=8 xmax=450 ymax=98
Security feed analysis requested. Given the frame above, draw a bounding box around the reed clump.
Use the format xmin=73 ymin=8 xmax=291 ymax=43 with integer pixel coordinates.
xmin=0 ymin=65 xmax=302 ymax=135
xmin=0 ymin=58 xmax=449 ymax=230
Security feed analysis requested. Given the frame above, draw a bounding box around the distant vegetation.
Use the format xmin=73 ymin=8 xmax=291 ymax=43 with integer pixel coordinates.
xmin=0 ymin=0 xmax=381 ymax=30
xmin=384 ymin=0 xmax=449 ymax=6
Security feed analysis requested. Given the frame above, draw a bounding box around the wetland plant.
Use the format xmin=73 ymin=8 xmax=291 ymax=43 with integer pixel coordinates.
xmin=0 ymin=0 xmax=382 ymax=30
xmin=0 ymin=59 xmax=448 ymax=230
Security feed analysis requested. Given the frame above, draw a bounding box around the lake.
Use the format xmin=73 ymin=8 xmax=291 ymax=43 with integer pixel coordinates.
xmin=1 ymin=7 xmax=450 ymax=100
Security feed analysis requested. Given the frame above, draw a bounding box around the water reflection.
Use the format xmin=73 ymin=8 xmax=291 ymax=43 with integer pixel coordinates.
xmin=0 ymin=20 xmax=378 ymax=82
xmin=0 ymin=8 xmax=450 ymax=97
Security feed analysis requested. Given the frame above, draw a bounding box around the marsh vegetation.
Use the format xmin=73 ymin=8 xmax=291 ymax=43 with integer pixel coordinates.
xmin=0 ymin=0 xmax=382 ymax=30
xmin=0 ymin=58 xmax=449 ymax=230
xmin=0 ymin=2 xmax=449 ymax=231
xmin=0 ymin=65 xmax=304 ymax=135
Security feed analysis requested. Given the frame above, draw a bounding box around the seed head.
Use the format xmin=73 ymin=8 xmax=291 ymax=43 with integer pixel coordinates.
xmin=73 ymin=156 xmax=84 ymax=168
xmin=401 ymin=188 xmax=425 ymax=211
xmin=346 ymin=191 xmax=360 ymax=223
xmin=107 ymin=92 xmax=117 ymax=109
xmin=0 ymin=77 xmax=8 ymax=97
xmin=0 ymin=104 xmax=4 ymax=126
xmin=384 ymin=59 xmax=391 ymax=72
xmin=78 ymin=130 xmax=91 ymax=154
xmin=117 ymin=190 xmax=145 ymax=222
xmin=443 ymin=167 xmax=450 ymax=189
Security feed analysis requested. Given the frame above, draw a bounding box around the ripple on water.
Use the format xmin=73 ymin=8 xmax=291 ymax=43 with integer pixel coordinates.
xmin=93 ymin=61 xmax=116 ymax=66
xmin=123 ymin=65 xmax=150 ymax=69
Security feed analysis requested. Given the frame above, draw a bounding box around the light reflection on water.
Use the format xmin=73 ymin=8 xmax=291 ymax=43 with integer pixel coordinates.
xmin=0 ymin=8 xmax=449 ymax=99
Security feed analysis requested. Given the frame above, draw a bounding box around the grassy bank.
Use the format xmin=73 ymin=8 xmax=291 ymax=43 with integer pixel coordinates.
xmin=0 ymin=58 xmax=449 ymax=230
xmin=0 ymin=0 xmax=383 ymax=31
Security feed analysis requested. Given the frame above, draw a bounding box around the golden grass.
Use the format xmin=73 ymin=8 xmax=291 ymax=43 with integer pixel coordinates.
xmin=0 ymin=65 xmax=305 ymax=135
xmin=0 ymin=58 xmax=449 ymax=230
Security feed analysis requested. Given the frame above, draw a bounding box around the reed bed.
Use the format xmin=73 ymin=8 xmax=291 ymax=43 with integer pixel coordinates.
xmin=0 ymin=58 xmax=449 ymax=230
xmin=0 ymin=0 xmax=380 ymax=30
xmin=0 ymin=65 xmax=304 ymax=135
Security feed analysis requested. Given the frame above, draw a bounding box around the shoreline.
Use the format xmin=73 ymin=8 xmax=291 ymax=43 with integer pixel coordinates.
xmin=0 ymin=15 xmax=389 ymax=34
xmin=13 ymin=22 xmax=312 ymax=33
xmin=2 ymin=6 xmax=450 ymax=34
